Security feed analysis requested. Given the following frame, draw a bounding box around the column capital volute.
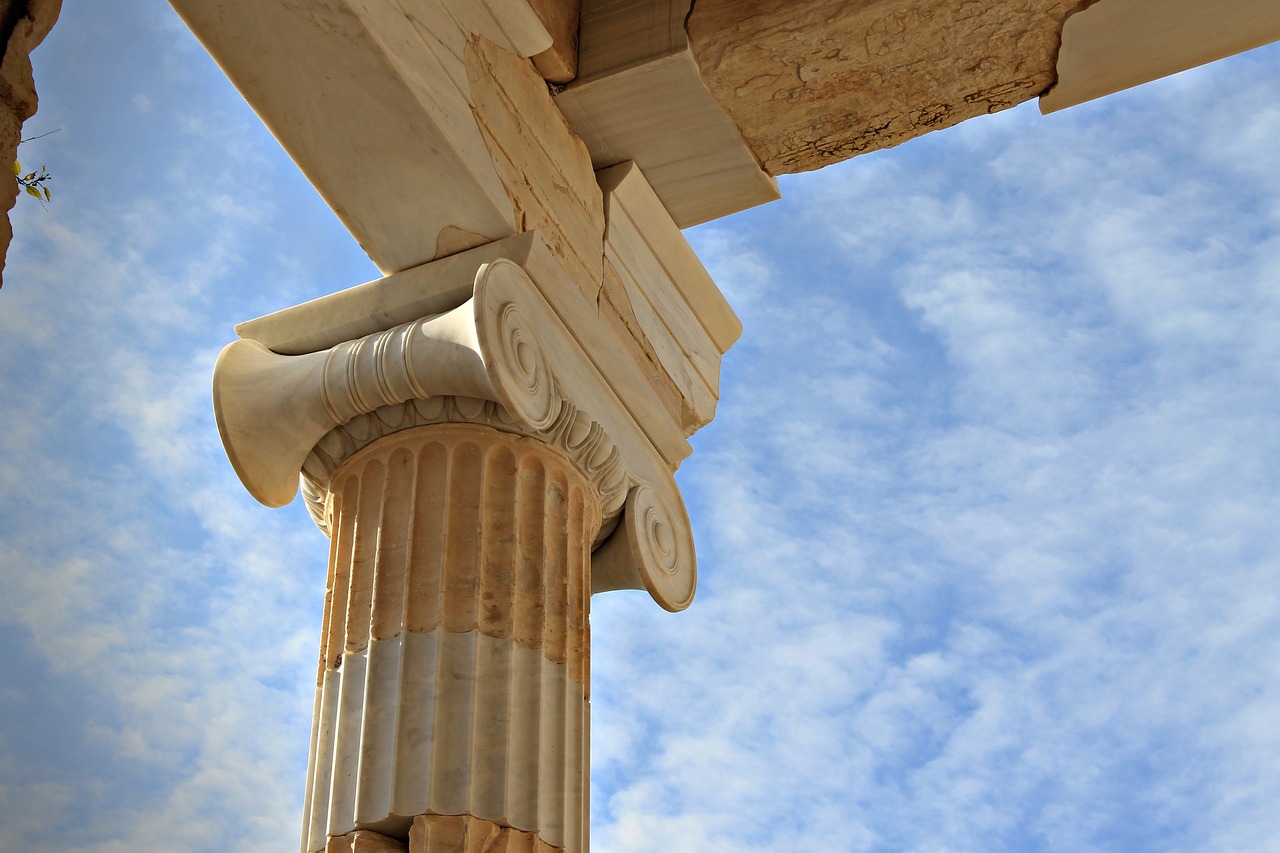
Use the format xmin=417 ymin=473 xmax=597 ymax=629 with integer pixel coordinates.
xmin=213 ymin=236 xmax=699 ymax=611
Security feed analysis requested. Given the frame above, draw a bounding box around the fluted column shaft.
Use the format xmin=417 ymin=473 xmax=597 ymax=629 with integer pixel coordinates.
xmin=302 ymin=424 xmax=601 ymax=853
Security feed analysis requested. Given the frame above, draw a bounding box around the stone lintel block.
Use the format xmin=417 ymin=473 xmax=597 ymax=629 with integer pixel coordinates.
xmin=599 ymin=160 xmax=740 ymax=433
xmin=166 ymin=0 xmax=555 ymax=274
xmin=554 ymin=0 xmax=779 ymax=227
xmin=1041 ymin=0 xmax=1280 ymax=112
xmin=687 ymin=0 xmax=1093 ymax=174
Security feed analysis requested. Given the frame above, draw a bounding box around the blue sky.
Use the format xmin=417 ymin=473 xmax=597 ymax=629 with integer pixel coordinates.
xmin=3 ymin=3 xmax=1279 ymax=852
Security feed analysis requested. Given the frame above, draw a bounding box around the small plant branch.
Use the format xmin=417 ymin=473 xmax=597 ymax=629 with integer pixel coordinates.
xmin=13 ymin=160 xmax=52 ymax=205
xmin=20 ymin=128 xmax=61 ymax=144
xmin=14 ymin=128 xmax=60 ymax=208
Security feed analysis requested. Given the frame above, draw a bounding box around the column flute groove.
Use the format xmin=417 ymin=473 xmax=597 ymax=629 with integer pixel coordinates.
xmin=302 ymin=424 xmax=601 ymax=852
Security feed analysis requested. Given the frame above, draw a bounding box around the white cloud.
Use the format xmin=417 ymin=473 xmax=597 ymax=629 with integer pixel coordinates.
xmin=593 ymin=43 xmax=1280 ymax=853
xmin=5 ymin=6 xmax=1280 ymax=853
xmin=1 ymin=6 xmax=348 ymax=851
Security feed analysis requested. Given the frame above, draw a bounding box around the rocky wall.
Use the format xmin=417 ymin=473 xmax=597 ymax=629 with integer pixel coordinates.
xmin=0 ymin=0 xmax=60 ymax=289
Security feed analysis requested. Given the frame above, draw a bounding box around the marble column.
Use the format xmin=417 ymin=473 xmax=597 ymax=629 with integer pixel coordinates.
xmin=301 ymin=424 xmax=599 ymax=851
xmin=213 ymin=251 xmax=714 ymax=852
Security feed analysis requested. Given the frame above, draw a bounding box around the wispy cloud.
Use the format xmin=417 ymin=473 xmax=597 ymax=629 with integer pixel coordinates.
xmin=4 ymin=5 xmax=1279 ymax=853
xmin=589 ymin=43 xmax=1280 ymax=853
xmin=0 ymin=5 xmax=374 ymax=851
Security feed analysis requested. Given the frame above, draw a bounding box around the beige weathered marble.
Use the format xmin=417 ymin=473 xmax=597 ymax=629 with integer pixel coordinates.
xmin=686 ymin=0 xmax=1280 ymax=173
xmin=554 ymin=0 xmax=779 ymax=227
xmin=168 ymin=0 xmax=551 ymax=273
xmin=599 ymin=161 xmax=740 ymax=434
xmin=687 ymin=0 xmax=1094 ymax=174
xmin=526 ymin=0 xmax=580 ymax=84
xmin=301 ymin=426 xmax=597 ymax=851
xmin=1041 ymin=0 xmax=1280 ymax=112
xmin=466 ymin=34 xmax=604 ymax=301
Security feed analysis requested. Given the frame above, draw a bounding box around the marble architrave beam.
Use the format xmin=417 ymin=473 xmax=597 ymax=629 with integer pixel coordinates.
xmin=171 ymin=0 xmax=1280 ymax=242
xmin=554 ymin=0 xmax=779 ymax=227
xmin=1040 ymin=0 xmax=1280 ymax=113
xmin=168 ymin=0 xmax=550 ymax=275
xmin=685 ymin=0 xmax=1280 ymax=174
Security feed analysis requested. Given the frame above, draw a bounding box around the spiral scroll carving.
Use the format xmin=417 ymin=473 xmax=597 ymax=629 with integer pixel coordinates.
xmin=487 ymin=301 xmax=557 ymax=432
xmin=621 ymin=483 xmax=697 ymax=612
xmin=631 ymin=485 xmax=681 ymax=581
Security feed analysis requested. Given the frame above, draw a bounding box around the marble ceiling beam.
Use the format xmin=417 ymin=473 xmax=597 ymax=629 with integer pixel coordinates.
xmin=168 ymin=0 xmax=551 ymax=274
xmin=553 ymin=0 xmax=779 ymax=227
xmin=686 ymin=0 xmax=1095 ymax=174
xmin=686 ymin=0 xmax=1280 ymax=174
xmin=1041 ymin=0 xmax=1280 ymax=113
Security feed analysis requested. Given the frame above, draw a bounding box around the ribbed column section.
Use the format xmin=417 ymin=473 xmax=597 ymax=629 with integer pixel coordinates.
xmin=301 ymin=424 xmax=600 ymax=853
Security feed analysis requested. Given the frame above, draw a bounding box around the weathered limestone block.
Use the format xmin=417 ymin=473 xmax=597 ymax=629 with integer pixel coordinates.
xmin=687 ymin=0 xmax=1094 ymax=174
xmin=0 ymin=0 xmax=60 ymax=289
xmin=554 ymin=0 xmax=779 ymax=227
xmin=167 ymin=0 xmax=553 ymax=273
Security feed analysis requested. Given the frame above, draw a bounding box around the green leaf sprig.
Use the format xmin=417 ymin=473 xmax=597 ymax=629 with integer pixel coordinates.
xmin=14 ymin=159 xmax=52 ymax=204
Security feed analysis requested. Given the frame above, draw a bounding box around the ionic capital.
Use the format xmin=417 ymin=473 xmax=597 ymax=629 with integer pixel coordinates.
xmin=213 ymin=237 xmax=700 ymax=611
